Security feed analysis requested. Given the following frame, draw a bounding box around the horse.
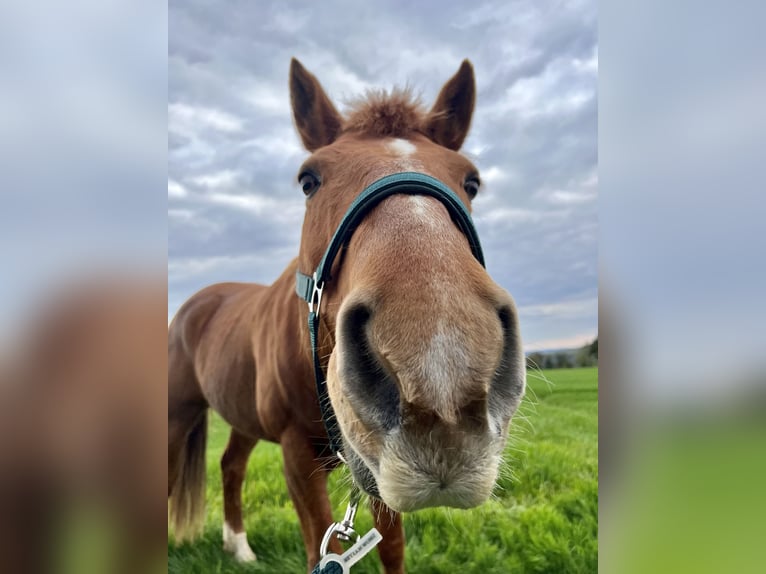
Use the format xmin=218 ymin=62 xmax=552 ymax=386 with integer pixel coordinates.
xmin=168 ymin=58 xmax=526 ymax=573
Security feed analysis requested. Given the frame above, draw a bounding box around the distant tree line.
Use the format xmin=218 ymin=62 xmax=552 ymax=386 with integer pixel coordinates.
xmin=526 ymin=337 xmax=598 ymax=370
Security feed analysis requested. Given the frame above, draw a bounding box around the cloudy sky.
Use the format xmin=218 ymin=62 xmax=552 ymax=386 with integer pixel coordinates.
xmin=169 ymin=0 xmax=597 ymax=351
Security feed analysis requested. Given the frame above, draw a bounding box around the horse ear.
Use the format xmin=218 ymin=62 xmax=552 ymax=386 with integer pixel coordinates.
xmin=423 ymin=60 xmax=476 ymax=151
xmin=289 ymin=58 xmax=343 ymax=151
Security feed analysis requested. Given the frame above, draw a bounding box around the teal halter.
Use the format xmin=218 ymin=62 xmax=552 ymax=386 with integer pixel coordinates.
xmin=295 ymin=171 xmax=486 ymax=455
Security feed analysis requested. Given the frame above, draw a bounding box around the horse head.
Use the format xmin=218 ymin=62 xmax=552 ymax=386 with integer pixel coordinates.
xmin=291 ymin=59 xmax=525 ymax=512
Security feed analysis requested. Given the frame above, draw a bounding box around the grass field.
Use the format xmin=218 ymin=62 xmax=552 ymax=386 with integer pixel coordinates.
xmin=168 ymin=367 xmax=598 ymax=573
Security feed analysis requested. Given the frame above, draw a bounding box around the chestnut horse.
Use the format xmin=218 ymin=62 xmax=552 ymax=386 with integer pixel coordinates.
xmin=168 ymin=58 xmax=526 ymax=573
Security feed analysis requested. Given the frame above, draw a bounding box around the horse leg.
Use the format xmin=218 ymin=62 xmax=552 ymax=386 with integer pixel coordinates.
xmin=220 ymin=429 xmax=258 ymax=562
xmin=281 ymin=427 xmax=341 ymax=571
xmin=371 ymin=498 xmax=406 ymax=574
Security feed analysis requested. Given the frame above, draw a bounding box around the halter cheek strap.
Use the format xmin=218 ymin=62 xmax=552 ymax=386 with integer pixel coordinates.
xmin=295 ymin=171 xmax=486 ymax=455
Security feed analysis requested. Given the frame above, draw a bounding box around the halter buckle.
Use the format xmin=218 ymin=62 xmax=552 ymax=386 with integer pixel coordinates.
xmin=309 ymin=272 xmax=324 ymax=315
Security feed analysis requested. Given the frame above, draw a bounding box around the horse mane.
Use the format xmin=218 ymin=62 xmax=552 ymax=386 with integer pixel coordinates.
xmin=343 ymin=87 xmax=430 ymax=138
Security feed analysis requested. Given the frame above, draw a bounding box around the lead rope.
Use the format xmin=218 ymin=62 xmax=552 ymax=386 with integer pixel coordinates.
xmin=307 ymin=277 xmax=343 ymax=454
xmin=308 ymin=284 xmax=382 ymax=573
xmin=313 ymin=484 xmax=382 ymax=574
xmin=319 ymin=484 xmax=361 ymax=555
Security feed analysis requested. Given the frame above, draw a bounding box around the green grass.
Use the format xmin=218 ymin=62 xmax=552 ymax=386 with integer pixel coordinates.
xmin=168 ymin=367 xmax=598 ymax=573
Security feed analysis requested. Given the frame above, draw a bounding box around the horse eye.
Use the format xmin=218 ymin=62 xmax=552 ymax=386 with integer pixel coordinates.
xmin=299 ymin=172 xmax=320 ymax=196
xmin=464 ymin=177 xmax=480 ymax=198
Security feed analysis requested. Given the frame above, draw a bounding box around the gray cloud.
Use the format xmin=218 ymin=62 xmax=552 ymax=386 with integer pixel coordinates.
xmin=169 ymin=0 xmax=597 ymax=349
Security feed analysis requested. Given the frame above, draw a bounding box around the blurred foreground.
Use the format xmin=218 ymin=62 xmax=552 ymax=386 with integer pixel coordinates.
xmin=1 ymin=0 xmax=166 ymax=571
xmin=600 ymin=0 xmax=766 ymax=570
xmin=0 ymin=275 xmax=167 ymax=574
xmin=601 ymin=323 xmax=766 ymax=572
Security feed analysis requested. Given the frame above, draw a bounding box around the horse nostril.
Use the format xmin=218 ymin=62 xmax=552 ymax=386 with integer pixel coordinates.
xmin=487 ymin=300 xmax=525 ymax=431
xmin=337 ymin=298 xmax=400 ymax=430
xmin=341 ymin=301 xmax=373 ymax=338
xmin=497 ymin=304 xmax=513 ymax=334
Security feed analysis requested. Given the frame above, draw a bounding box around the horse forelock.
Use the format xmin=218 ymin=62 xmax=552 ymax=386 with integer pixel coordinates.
xmin=343 ymin=88 xmax=429 ymax=139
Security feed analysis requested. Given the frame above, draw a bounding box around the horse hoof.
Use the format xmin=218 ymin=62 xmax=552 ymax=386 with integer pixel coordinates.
xmin=223 ymin=523 xmax=257 ymax=562
xmin=233 ymin=546 xmax=257 ymax=563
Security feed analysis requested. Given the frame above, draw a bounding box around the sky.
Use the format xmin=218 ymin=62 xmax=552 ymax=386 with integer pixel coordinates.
xmin=168 ymin=0 xmax=598 ymax=351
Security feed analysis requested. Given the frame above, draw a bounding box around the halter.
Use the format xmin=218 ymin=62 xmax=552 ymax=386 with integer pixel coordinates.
xmin=295 ymin=171 xmax=486 ymax=455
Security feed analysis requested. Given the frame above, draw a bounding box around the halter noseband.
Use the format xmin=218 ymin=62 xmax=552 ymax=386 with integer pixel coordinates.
xmin=295 ymin=171 xmax=486 ymax=455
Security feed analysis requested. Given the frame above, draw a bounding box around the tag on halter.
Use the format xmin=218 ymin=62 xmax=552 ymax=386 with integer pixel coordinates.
xmin=312 ymin=528 xmax=382 ymax=574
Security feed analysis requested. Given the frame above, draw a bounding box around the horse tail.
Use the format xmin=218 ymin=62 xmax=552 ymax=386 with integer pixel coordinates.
xmin=169 ymin=410 xmax=208 ymax=541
